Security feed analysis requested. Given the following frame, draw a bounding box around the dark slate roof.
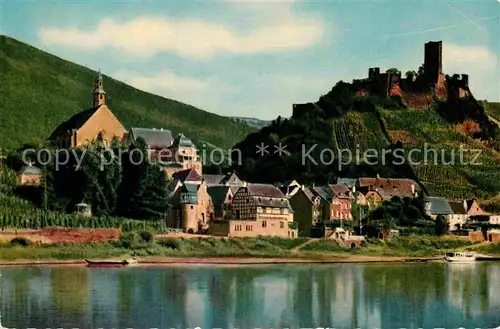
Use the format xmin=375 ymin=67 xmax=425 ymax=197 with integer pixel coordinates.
xmin=247 ymin=183 xmax=285 ymax=198
xmin=449 ymin=201 xmax=467 ymax=215
xmin=172 ymin=169 xmax=202 ymax=182
xmin=130 ymin=127 xmax=173 ymax=148
xmin=207 ymin=186 xmax=231 ymax=206
xmin=171 ymin=133 xmax=195 ymax=148
xmin=19 ymin=165 xmax=41 ymax=175
xmin=220 ymin=172 xmax=243 ymax=185
xmin=303 ymin=187 xmax=316 ymax=202
xmin=48 ymin=107 xmax=100 ymax=140
xmin=329 ymin=185 xmax=352 ymax=199
xmin=311 ymin=186 xmax=334 ymax=203
xmin=203 ymin=174 xmax=225 ymax=186
xmin=337 ymin=178 xmax=357 ymax=189
xmin=424 ymin=196 xmax=453 ymax=215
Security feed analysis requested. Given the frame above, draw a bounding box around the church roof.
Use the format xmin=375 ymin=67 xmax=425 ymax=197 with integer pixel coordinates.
xmin=48 ymin=107 xmax=100 ymax=140
xmin=130 ymin=127 xmax=173 ymax=148
xmin=171 ymin=133 xmax=195 ymax=148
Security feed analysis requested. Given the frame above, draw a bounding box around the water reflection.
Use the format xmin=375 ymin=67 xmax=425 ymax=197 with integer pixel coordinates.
xmin=1 ymin=263 xmax=500 ymax=328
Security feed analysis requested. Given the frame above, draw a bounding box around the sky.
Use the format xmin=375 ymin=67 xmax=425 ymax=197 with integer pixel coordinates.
xmin=1 ymin=0 xmax=499 ymax=120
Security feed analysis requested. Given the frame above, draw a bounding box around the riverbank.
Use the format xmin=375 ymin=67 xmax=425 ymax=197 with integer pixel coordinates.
xmin=0 ymin=234 xmax=495 ymax=266
xmin=0 ymin=254 xmax=446 ymax=267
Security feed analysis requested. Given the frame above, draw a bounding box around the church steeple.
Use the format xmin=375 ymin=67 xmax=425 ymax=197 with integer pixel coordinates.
xmin=92 ymin=71 xmax=106 ymax=107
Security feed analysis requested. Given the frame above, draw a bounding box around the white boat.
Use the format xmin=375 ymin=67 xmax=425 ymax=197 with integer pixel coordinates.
xmin=444 ymin=251 xmax=476 ymax=263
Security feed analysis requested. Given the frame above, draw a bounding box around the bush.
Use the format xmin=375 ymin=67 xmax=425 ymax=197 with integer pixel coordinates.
xmin=157 ymin=238 xmax=180 ymax=249
xmin=119 ymin=232 xmax=141 ymax=249
xmin=9 ymin=237 xmax=31 ymax=247
xmin=138 ymin=230 xmax=154 ymax=244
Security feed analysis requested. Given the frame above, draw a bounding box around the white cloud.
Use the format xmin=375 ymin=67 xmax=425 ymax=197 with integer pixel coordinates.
xmin=113 ymin=69 xmax=235 ymax=114
xmin=37 ymin=3 xmax=324 ymax=59
xmin=443 ymin=43 xmax=498 ymax=100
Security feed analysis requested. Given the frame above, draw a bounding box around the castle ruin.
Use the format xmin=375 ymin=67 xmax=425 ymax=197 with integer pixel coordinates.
xmin=292 ymin=41 xmax=472 ymax=116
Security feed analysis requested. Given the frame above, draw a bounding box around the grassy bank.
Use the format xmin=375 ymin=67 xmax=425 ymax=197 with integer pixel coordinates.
xmin=0 ymin=235 xmax=492 ymax=263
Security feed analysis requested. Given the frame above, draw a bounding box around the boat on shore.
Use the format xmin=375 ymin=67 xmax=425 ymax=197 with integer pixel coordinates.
xmin=85 ymin=258 xmax=137 ymax=267
xmin=444 ymin=251 xmax=476 ymax=263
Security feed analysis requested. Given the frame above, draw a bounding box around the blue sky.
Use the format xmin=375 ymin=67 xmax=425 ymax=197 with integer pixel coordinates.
xmin=1 ymin=0 xmax=499 ymax=120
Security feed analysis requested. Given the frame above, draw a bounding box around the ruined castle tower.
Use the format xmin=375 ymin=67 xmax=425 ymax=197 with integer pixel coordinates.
xmin=424 ymin=41 xmax=442 ymax=85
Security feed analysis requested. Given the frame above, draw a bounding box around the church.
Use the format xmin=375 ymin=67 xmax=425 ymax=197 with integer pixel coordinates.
xmin=47 ymin=72 xmax=202 ymax=176
xmin=48 ymin=73 xmax=127 ymax=148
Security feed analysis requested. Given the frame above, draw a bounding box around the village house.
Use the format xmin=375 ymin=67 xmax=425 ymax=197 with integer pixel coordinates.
xmin=48 ymin=72 xmax=127 ymax=148
xmin=207 ymin=185 xmax=234 ymax=220
xmin=127 ymin=127 xmax=173 ymax=161
xmin=289 ymin=186 xmax=321 ymax=237
xmin=166 ymin=169 xmax=214 ymax=233
xmin=160 ymin=134 xmax=202 ymax=177
xmin=448 ymin=201 xmax=468 ymax=231
xmin=337 ymin=177 xmax=368 ymax=206
xmin=210 ymin=183 xmax=297 ymax=238
xmin=329 ymin=185 xmax=354 ymax=221
xmin=356 ymin=176 xmax=419 ymax=201
xmin=18 ymin=163 xmax=41 ymax=185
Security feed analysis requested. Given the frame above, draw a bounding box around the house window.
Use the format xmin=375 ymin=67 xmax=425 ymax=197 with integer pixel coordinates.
xmin=280 ymin=221 xmax=284 ymax=228
xmin=235 ymin=225 xmax=242 ymax=231
xmin=246 ymin=225 xmax=252 ymax=231
xmin=191 ymin=205 xmax=194 ymax=209
xmin=262 ymin=221 xmax=267 ymax=228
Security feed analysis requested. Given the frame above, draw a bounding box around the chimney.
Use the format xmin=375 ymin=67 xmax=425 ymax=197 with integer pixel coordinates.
xmin=243 ymin=182 xmax=248 ymax=187
xmin=301 ymin=185 xmax=305 ymax=190
xmin=411 ymin=183 xmax=415 ymax=195
xmin=352 ymin=185 xmax=356 ymax=193
xmin=463 ymin=199 xmax=468 ymax=211
xmin=376 ymin=173 xmax=380 ymax=179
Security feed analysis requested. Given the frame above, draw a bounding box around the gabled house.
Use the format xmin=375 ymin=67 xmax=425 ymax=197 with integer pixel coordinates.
xmin=48 ymin=73 xmax=127 ymax=148
xmin=160 ymin=133 xmax=202 ymax=177
xmin=329 ymin=185 xmax=354 ymax=221
xmin=310 ymin=186 xmax=335 ymax=222
xmin=211 ymin=183 xmax=297 ymax=238
xmin=365 ymin=190 xmax=383 ymax=209
xmin=18 ymin=164 xmax=41 ymax=185
xmin=167 ymin=180 xmax=214 ymax=233
xmin=207 ymin=185 xmax=234 ymax=220
xmin=464 ymin=199 xmax=485 ymax=216
xmin=278 ymin=180 xmax=302 ymax=197
xmin=289 ymin=186 xmax=321 ymax=237
xmin=128 ymin=127 xmax=173 ymax=161
xmin=448 ymin=201 xmax=468 ymax=231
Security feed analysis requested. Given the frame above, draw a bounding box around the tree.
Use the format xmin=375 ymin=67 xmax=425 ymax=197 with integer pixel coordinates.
xmin=435 ymin=215 xmax=449 ymax=236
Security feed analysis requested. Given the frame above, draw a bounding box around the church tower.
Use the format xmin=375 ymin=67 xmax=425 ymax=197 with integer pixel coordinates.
xmin=92 ymin=72 xmax=106 ymax=107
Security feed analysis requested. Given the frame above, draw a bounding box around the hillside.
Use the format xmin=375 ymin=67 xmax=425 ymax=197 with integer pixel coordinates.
xmin=231 ymin=116 xmax=271 ymax=129
xmin=232 ymin=69 xmax=500 ymax=201
xmin=0 ymin=35 xmax=255 ymax=151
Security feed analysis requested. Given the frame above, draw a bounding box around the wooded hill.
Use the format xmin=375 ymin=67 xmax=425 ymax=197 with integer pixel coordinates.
xmin=232 ymin=74 xmax=500 ymax=206
xmin=0 ymin=35 xmax=255 ymax=151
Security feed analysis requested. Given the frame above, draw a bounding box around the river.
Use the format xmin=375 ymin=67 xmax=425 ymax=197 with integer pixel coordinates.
xmin=1 ymin=262 xmax=499 ymax=328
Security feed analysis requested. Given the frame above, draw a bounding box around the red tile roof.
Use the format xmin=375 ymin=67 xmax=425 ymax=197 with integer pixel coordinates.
xmin=357 ymin=177 xmax=415 ymax=197
xmin=329 ymin=185 xmax=352 ymax=199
